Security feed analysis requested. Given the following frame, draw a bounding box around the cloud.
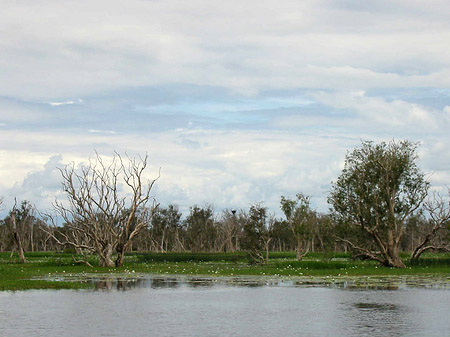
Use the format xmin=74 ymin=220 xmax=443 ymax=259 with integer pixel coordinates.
xmin=88 ymin=129 xmax=116 ymax=134
xmin=1 ymin=155 xmax=65 ymax=215
xmin=48 ymin=99 xmax=84 ymax=106
xmin=1 ymin=1 xmax=450 ymax=100
xmin=307 ymin=90 xmax=445 ymax=133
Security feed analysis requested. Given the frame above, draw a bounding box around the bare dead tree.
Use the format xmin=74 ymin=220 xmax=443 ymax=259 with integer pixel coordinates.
xmin=47 ymin=152 xmax=159 ymax=267
xmin=40 ymin=216 xmax=96 ymax=266
xmin=11 ymin=199 xmax=27 ymax=263
xmin=411 ymin=190 xmax=450 ymax=261
xmin=216 ymin=210 xmax=241 ymax=253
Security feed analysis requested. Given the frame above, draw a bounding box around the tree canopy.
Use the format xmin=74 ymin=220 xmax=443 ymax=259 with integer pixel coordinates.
xmin=328 ymin=140 xmax=429 ymax=267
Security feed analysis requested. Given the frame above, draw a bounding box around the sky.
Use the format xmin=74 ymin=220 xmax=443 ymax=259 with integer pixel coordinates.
xmin=1 ymin=0 xmax=449 ymax=217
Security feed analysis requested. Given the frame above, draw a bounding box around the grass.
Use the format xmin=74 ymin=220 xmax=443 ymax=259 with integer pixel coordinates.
xmin=135 ymin=252 xmax=248 ymax=263
xmin=1 ymin=251 xmax=449 ymax=291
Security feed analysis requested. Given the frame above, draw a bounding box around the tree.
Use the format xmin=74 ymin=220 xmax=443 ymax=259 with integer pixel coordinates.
xmin=410 ymin=190 xmax=450 ymax=261
xmin=314 ymin=213 xmax=336 ymax=253
xmin=185 ymin=205 xmax=216 ymax=252
xmin=402 ymin=213 xmax=428 ymax=252
xmin=328 ymin=140 xmax=429 ymax=268
xmin=47 ymin=152 xmax=158 ymax=267
xmin=280 ymin=193 xmax=315 ymax=260
xmin=8 ymin=199 xmax=35 ymax=263
xmin=270 ymin=219 xmax=295 ymax=252
xmin=150 ymin=204 xmax=185 ymax=252
xmin=241 ymin=204 xmax=271 ymax=264
xmin=0 ymin=200 xmax=58 ymax=253
xmin=215 ymin=209 xmax=242 ymax=253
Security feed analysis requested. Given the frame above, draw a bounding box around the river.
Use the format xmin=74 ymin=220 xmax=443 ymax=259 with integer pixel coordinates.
xmin=0 ymin=276 xmax=449 ymax=337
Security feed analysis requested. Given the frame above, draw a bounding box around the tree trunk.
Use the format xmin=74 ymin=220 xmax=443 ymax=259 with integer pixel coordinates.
xmin=14 ymin=233 xmax=27 ymax=263
xmin=30 ymin=225 xmax=34 ymax=252
xmin=100 ymin=256 xmax=115 ymax=267
xmin=99 ymin=243 xmax=115 ymax=267
xmin=11 ymin=212 xmax=26 ymax=263
xmin=386 ymin=255 xmax=406 ymax=268
xmin=248 ymin=250 xmax=265 ymax=265
xmin=386 ymin=231 xmax=406 ymax=268
xmin=116 ymin=240 xmax=133 ymax=267
xmin=265 ymin=238 xmax=272 ymax=264
xmin=115 ymin=250 xmax=124 ymax=267
xmin=296 ymin=237 xmax=303 ymax=261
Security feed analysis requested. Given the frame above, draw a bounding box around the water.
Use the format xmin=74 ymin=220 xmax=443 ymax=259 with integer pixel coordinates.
xmin=1 ymin=277 xmax=449 ymax=337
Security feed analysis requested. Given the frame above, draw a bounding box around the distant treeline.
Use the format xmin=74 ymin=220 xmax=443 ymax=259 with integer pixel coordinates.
xmin=0 ymin=200 xmax=445 ymax=256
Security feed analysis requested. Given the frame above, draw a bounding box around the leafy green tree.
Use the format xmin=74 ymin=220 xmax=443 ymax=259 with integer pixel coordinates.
xmin=185 ymin=205 xmax=216 ymax=252
xmin=313 ymin=213 xmax=336 ymax=253
xmin=241 ymin=203 xmax=271 ymax=264
xmin=151 ymin=204 xmax=184 ymax=252
xmin=280 ymin=193 xmax=315 ymax=260
xmin=328 ymin=140 xmax=429 ymax=268
xmin=270 ymin=219 xmax=295 ymax=251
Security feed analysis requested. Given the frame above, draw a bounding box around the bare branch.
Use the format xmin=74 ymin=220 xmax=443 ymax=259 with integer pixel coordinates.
xmin=51 ymin=152 xmax=158 ymax=267
xmin=336 ymin=237 xmax=385 ymax=264
xmin=411 ymin=190 xmax=450 ymax=261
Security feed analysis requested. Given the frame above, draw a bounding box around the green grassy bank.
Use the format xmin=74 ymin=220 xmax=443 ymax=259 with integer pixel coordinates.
xmin=1 ymin=251 xmax=449 ymax=291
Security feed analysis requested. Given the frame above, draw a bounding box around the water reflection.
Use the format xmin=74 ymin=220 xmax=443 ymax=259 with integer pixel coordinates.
xmin=348 ymin=298 xmax=409 ymax=336
xmin=150 ymin=277 xmax=180 ymax=289
xmin=91 ymin=277 xmax=183 ymax=291
xmin=89 ymin=276 xmax=269 ymax=291
xmin=185 ymin=278 xmax=215 ymax=288
xmin=93 ymin=278 xmax=152 ymax=291
xmin=354 ymin=303 xmax=399 ymax=311
xmin=43 ymin=273 xmax=450 ymax=291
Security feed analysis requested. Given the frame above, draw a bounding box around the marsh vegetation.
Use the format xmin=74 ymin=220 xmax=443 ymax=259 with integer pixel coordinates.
xmin=1 ymin=251 xmax=449 ymax=291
